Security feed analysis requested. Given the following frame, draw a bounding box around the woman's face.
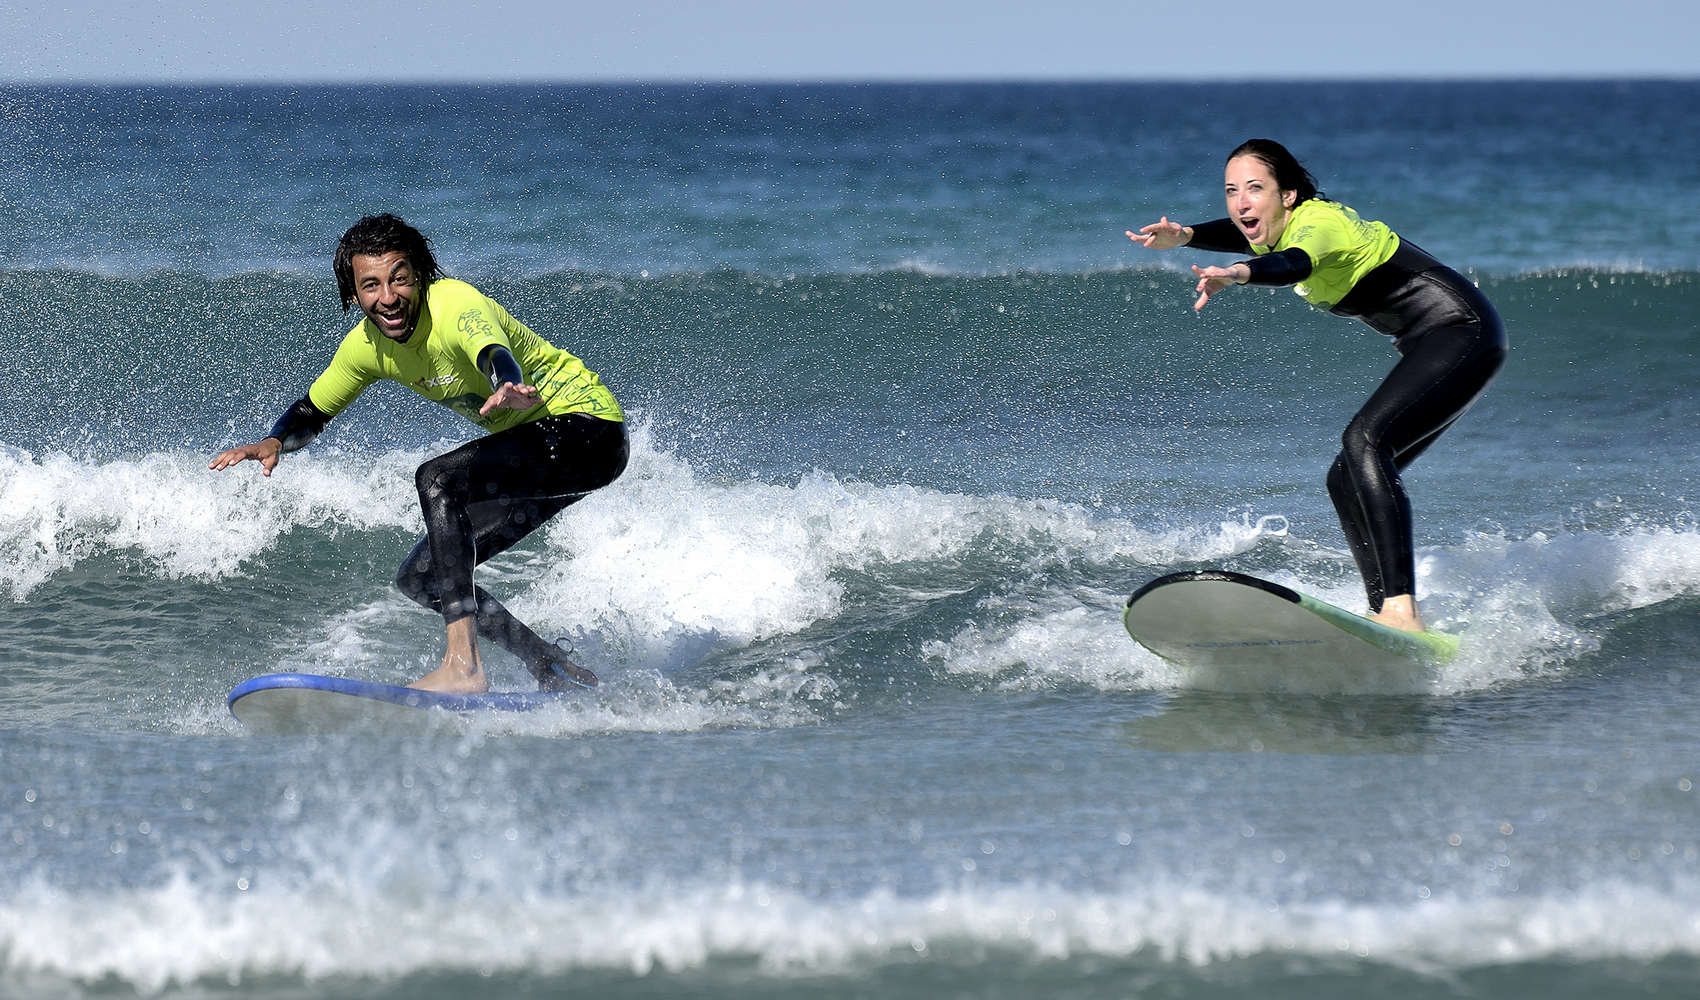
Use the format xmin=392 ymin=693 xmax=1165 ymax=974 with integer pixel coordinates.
xmin=1224 ymin=155 xmax=1298 ymax=247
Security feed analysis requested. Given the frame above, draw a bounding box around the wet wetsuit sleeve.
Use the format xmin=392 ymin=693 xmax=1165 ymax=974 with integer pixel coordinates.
xmin=1185 ymin=217 xmax=1310 ymax=285
xmin=477 ymin=345 xmax=525 ymax=390
xmin=1184 ymin=219 xmax=1253 ymax=254
xmin=266 ymin=396 xmax=333 ymax=454
xmin=1242 ymin=248 xmax=1314 ymax=286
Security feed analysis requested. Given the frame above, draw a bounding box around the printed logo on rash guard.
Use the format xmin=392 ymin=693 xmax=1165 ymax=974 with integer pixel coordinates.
xmin=414 ymin=373 xmax=459 ymax=390
xmin=457 ymin=308 xmax=497 ymax=342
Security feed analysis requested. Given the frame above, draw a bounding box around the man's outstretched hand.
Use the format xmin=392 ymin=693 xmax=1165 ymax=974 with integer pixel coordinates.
xmin=479 ymin=382 xmax=542 ymax=416
xmin=209 ymin=438 xmax=283 ymax=476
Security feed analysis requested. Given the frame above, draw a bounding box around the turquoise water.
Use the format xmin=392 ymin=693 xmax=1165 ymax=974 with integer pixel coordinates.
xmin=2 ymin=82 xmax=1699 ymax=998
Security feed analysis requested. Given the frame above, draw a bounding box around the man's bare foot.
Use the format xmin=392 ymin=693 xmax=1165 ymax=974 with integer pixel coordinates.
xmin=408 ymin=618 xmax=490 ymax=693
xmin=408 ymin=659 xmax=488 ymax=693
xmin=1369 ymin=594 xmax=1426 ymax=633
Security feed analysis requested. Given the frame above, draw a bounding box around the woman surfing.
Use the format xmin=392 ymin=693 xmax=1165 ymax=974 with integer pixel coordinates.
xmin=1129 ymin=139 xmax=1507 ymax=633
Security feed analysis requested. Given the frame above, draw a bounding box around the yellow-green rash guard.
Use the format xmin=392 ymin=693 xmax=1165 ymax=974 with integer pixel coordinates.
xmin=1252 ymin=199 xmax=1401 ymax=310
xmin=306 ymin=279 xmax=623 ymax=433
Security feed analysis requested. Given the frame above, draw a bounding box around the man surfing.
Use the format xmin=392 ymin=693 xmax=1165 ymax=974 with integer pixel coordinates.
xmin=211 ymin=215 xmax=626 ymax=693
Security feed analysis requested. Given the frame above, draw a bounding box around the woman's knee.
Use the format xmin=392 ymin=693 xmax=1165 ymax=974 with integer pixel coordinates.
xmin=1474 ymin=338 xmax=1509 ymax=386
xmin=1339 ymin=413 xmax=1387 ymax=466
xmin=1326 ymin=454 xmax=1355 ymax=500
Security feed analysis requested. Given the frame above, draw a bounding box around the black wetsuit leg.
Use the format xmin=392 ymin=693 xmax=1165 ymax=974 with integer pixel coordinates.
xmin=394 ymin=413 xmax=628 ymax=687
xmin=1325 ymin=259 xmax=1507 ymax=612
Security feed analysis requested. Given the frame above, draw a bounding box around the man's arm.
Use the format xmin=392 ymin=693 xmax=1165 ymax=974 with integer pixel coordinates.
xmin=208 ymin=396 xmax=334 ymax=477
xmin=477 ymin=344 xmax=526 ymax=390
xmin=476 ymin=344 xmax=542 ymax=416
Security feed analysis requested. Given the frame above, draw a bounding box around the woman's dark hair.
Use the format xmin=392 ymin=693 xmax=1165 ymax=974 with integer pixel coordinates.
xmin=1227 ymin=139 xmax=1325 ymax=205
xmin=333 ymin=214 xmax=445 ymax=311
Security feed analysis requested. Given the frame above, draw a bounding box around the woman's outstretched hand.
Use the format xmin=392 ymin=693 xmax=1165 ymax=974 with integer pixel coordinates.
xmin=1127 ymin=216 xmax=1190 ymax=250
xmin=1191 ymin=264 xmax=1249 ymax=311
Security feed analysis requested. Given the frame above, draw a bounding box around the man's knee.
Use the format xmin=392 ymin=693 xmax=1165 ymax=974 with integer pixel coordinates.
xmin=395 ymin=550 xmax=433 ymax=602
xmin=414 ymin=454 xmax=463 ymax=501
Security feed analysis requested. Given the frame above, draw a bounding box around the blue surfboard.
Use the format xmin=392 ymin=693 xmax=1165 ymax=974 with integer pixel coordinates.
xmin=227 ymin=673 xmax=575 ymax=735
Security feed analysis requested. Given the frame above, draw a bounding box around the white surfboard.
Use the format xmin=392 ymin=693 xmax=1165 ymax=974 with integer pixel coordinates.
xmin=1123 ymin=571 xmax=1458 ymax=694
xmin=227 ymin=673 xmax=576 ymax=735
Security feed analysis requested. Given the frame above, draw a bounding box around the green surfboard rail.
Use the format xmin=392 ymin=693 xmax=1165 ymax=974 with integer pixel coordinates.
xmin=1123 ymin=570 xmax=1461 ymax=675
xmin=1293 ymin=591 xmax=1458 ymax=663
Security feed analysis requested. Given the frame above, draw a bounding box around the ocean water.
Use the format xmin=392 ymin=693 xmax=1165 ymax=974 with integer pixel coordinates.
xmin=2 ymin=81 xmax=1700 ymax=998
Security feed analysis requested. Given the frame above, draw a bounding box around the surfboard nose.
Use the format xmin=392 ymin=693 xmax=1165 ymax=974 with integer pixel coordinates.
xmin=1123 ymin=571 xmax=1457 ymax=695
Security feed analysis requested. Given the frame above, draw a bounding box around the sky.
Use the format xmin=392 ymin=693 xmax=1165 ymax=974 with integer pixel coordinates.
xmin=3 ymin=0 xmax=1697 ymax=84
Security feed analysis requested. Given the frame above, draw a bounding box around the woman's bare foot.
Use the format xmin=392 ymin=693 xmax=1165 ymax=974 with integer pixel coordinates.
xmin=408 ymin=618 xmax=490 ymax=693
xmin=1369 ymin=593 xmax=1426 ymax=633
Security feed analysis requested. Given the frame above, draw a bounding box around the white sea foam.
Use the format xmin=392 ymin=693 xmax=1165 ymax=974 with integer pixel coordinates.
xmin=925 ymin=518 xmax=1700 ymax=696
xmin=1415 ymin=525 xmax=1700 ymax=689
xmin=207 ymin=421 xmax=1239 ymax=734
xmin=11 ymin=429 xmax=1700 ymax=701
xmin=924 ymin=588 xmax=1177 ymax=691
xmin=454 ymin=422 xmax=1264 ymax=673
xmin=4 ymin=863 xmax=1699 ymax=992
xmin=0 ymin=443 xmax=424 ymax=601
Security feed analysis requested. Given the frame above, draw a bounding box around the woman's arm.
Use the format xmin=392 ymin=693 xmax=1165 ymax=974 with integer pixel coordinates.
xmin=1181 ymin=219 xmax=1253 ymax=254
xmin=1190 ymin=249 xmax=1314 ymax=311
xmin=1127 ymin=216 xmax=1192 ymax=249
xmin=1241 ymin=248 xmax=1313 ymax=285
xmin=1128 ymin=217 xmax=1254 ymax=254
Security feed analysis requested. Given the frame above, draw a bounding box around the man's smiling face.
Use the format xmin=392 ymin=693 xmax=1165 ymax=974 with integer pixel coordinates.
xmin=351 ymin=250 xmax=423 ymax=342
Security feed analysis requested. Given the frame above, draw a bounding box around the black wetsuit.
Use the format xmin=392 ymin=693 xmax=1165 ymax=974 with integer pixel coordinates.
xmin=396 ymin=412 xmax=627 ymax=688
xmin=1188 ymin=218 xmax=1508 ymax=612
